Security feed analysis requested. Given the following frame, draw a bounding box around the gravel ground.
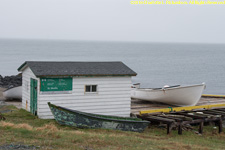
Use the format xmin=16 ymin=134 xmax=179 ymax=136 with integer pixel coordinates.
xmin=0 ymin=87 xmax=6 ymax=101
xmin=0 ymin=144 xmax=40 ymax=150
xmin=0 ymin=87 xmax=21 ymax=109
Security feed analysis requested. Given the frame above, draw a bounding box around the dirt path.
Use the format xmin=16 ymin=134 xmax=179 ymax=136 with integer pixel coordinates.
xmin=0 ymin=87 xmax=22 ymax=109
xmin=0 ymin=87 xmax=6 ymax=101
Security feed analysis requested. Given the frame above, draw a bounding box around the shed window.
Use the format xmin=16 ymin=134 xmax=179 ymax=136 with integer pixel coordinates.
xmin=85 ymin=85 xmax=97 ymax=92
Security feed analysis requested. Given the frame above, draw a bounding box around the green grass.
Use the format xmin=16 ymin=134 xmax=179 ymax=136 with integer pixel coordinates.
xmin=0 ymin=105 xmax=225 ymax=150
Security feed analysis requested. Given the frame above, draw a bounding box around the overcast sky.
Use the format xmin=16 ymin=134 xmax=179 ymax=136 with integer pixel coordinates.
xmin=0 ymin=0 xmax=225 ymax=43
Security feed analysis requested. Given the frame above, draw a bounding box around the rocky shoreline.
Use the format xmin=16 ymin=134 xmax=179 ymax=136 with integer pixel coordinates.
xmin=0 ymin=74 xmax=22 ymax=89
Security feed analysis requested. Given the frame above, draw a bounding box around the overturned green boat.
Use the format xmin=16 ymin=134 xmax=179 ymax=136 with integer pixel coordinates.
xmin=48 ymin=102 xmax=150 ymax=132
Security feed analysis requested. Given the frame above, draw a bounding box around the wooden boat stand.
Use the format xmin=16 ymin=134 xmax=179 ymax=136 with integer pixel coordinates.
xmin=138 ymin=107 xmax=225 ymax=135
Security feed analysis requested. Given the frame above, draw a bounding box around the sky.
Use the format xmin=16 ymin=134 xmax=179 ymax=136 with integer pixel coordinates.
xmin=0 ymin=0 xmax=225 ymax=43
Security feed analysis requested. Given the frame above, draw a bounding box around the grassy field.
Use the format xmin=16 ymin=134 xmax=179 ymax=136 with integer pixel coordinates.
xmin=0 ymin=105 xmax=225 ymax=150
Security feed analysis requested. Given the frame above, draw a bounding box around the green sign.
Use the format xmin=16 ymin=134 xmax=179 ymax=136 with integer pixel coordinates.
xmin=40 ymin=78 xmax=73 ymax=92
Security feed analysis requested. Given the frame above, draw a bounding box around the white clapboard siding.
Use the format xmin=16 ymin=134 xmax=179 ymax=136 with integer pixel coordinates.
xmin=39 ymin=94 xmax=130 ymax=101
xmin=22 ymin=67 xmax=39 ymax=112
xmin=39 ymin=110 xmax=131 ymax=117
xmin=37 ymin=76 xmax=132 ymax=118
xmin=39 ymin=89 xmax=131 ymax=95
xmin=38 ymin=98 xmax=130 ymax=105
xmin=39 ymin=92 xmax=130 ymax=99
xmin=39 ymin=101 xmax=130 ymax=108
xmin=39 ymin=111 xmax=130 ymax=119
xmin=38 ymin=108 xmax=131 ymax=118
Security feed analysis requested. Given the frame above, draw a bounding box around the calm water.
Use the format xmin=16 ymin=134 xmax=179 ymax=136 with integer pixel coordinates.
xmin=0 ymin=39 xmax=225 ymax=94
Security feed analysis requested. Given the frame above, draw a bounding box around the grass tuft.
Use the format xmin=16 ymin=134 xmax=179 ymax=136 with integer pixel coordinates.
xmin=0 ymin=121 xmax=15 ymax=127
xmin=15 ymin=123 xmax=33 ymax=130
xmin=36 ymin=123 xmax=59 ymax=132
xmin=0 ymin=121 xmax=33 ymax=130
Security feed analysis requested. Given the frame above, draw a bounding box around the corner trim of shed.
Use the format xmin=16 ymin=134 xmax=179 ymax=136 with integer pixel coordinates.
xmin=17 ymin=61 xmax=28 ymax=72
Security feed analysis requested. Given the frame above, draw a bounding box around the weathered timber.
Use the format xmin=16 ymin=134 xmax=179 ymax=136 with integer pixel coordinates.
xmin=139 ymin=108 xmax=225 ymax=135
xmin=178 ymin=123 xmax=182 ymax=135
xmin=139 ymin=115 xmax=175 ymax=124
xmin=139 ymin=115 xmax=175 ymax=134
xmin=190 ymin=112 xmax=215 ymax=118
xmin=199 ymin=111 xmax=222 ymax=116
xmin=218 ymin=118 xmax=223 ymax=133
xmin=158 ymin=114 xmax=193 ymax=121
xmin=204 ymin=110 xmax=225 ymax=115
xmin=158 ymin=115 xmax=183 ymax=122
xmin=214 ymin=108 xmax=225 ymax=111
xmin=199 ymin=121 xmax=204 ymax=134
xmin=167 ymin=123 xmax=175 ymax=134
xmin=176 ymin=112 xmax=207 ymax=119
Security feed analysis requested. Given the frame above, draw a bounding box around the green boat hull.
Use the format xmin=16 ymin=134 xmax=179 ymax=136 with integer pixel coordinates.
xmin=48 ymin=102 xmax=150 ymax=132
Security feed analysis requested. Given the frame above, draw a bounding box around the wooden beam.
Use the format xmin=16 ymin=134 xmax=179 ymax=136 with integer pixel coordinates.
xmin=167 ymin=123 xmax=174 ymax=135
xmin=139 ymin=104 xmax=225 ymax=115
xmin=199 ymin=121 xmax=204 ymax=134
xmin=202 ymin=94 xmax=225 ymax=98
xmin=218 ymin=118 xmax=223 ymax=133
xmin=141 ymin=116 xmax=175 ymax=124
xmin=178 ymin=123 xmax=182 ymax=135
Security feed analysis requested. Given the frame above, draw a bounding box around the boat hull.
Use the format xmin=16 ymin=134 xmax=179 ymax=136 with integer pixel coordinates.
xmin=3 ymin=86 xmax=22 ymax=100
xmin=131 ymin=84 xmax=206 ymax=106
xmin=48 ymin=103 xmax=150 ymax=132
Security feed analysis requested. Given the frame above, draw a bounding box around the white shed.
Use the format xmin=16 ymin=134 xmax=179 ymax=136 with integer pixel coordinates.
xmin=18 ymin=61 xmax=137 ymax=119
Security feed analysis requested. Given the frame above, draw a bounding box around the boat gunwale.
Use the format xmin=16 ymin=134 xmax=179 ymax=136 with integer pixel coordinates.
xmin=3 ymin=86 xmax=22 ymax=92
xmin=48 ymin=102 xmax=149 ymax=123
xmin=135 ymin=83 xmax=205 ymax=92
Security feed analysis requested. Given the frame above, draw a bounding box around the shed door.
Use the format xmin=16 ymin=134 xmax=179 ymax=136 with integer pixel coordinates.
xmin=30 ymin=78 xmax=38 ymax=115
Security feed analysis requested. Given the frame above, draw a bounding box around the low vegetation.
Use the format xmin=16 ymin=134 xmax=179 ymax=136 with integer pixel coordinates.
xmin=0 ymin=105 xmax=225 ymax=150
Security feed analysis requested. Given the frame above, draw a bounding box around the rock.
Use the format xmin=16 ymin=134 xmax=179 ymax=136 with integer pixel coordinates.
xmin=0 ymin=75 xmax=22 ymax=89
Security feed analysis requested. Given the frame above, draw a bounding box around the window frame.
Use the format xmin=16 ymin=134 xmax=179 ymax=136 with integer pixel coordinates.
xmin=85 ymin=85 xmax=98 ymax=93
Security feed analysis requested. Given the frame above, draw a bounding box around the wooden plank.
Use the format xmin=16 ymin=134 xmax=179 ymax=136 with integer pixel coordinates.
xmin=202 ymin=94 xmax=225 ymax=98
xmin=215 ymin=108 xmax=225 ymax=111
xmin=199 ymin=121 xmax=204 ymax=134
xmin=200 ymin=111 xmax=222 ymax=116
xmin=167 ymin=123 xmax=175 ymax=135
xmin=182 ymin=119 xmax=204 ymax=125
xmin=175 ymin=112 xmax=207 ymax=119
xmin=140 ymin=116 xmax=175 ymax=124
xmin=206 ymin=110 xmax=225 ymax=115
xmin=218 ymin=118 xmax=223 ymax=133
xmin=158 ymin=114 xmax=192 ymax=121
xmin=139 ymin=104 xmax=225 ymax=115
xmin=178 ymin=123 xmax=182 ymax=135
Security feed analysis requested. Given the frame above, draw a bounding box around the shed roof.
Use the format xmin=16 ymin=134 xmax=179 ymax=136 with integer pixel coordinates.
xmin=18 ymin=61 xmax=137 ymax=77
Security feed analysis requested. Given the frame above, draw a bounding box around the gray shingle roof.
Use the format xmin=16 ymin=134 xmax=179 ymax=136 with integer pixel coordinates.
xmin=18 ymin=61 xmax=137 ymax=77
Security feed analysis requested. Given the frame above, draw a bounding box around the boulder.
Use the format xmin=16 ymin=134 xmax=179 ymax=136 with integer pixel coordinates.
xmin=0 ymin=75 xmax=22 ymax=88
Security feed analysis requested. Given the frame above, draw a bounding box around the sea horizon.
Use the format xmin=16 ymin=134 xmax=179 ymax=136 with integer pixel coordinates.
xmin=0 ymin=38 xmax=225 ymax=95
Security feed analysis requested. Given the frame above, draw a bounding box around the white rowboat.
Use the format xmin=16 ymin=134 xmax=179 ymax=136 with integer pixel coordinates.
xmin=131 ymin=83 xmax=206 ymax=106
xmin=3 ymin=86 xmax=22 ymax=100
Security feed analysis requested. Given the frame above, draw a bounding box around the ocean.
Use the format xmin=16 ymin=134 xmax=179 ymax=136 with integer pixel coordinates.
xmin=0 ymin=39 xmax=225 ymax=95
